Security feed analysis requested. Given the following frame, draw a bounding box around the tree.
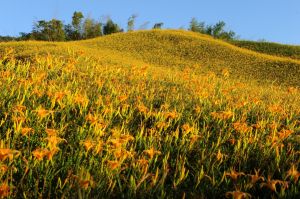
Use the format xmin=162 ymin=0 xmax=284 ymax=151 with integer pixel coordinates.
xmin=153 ymin=23 xmax=164 ymax=29
xmin=83 ymin=18 xmax=102 ymax=39
xmin=189 ymin=18 xmax=205 ymax=33
xmin=31 ymin=19 xmax=65 ymax=41
xmin=189 ymin=18 xmax=236 ymax=40
xmin=127 ymin=14 xmax=137 ymax=32
xmin=103 ymin=19 xmax=121 ymax=35
xmin=72 ymin=11 xmax=84 ymax=40
xmin=49 ymin=19 xmax=65 ymax=41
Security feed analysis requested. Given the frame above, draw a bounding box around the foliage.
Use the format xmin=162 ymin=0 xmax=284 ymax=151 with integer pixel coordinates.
xmin=231 ymin=40 xmax=300 ymax=60
xmin=103 ymin=19 xmax=122 ymax=35
xmin=189 ymin=18 xmax=236 ymax=40
xmin=32 ymin=19 xmax=65 ymax=41
xmin=0 ymin=29 xmax=300 ymax=198
xmin=82 ymin=18 xmax=102 ymax=39
xmin=127 ymin=15 xmax=137 ymax=32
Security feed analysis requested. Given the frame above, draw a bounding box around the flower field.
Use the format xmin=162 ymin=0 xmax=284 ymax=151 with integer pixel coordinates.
xmin=0 ymin=30 xmax=300 ymax=198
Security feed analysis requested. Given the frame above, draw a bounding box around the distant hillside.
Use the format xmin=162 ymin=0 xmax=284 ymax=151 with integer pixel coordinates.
xmin=231 ymin=40 xmax=300 ymax=60
xmin=1 ymin=30 xmax=300 ymax=86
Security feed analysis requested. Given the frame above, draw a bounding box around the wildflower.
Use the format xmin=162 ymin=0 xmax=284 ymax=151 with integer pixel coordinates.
xmin=211 ymin=111 xmax=234 ymax=120
xmin=0 ymin=183 xmax=10 ymax=197
xmin=32 ymin=148 xmax=50 ymax=161
xmin=33 ymin=107 xmax=53 ymax=119
xmin=165 ymin=111 xmax=177 ymax=119
xmin=224 ymin=169 xmax=245 ymax=182
xmin=260 ymin=176 xmax=288 ymax=192
xmin=137 ymin=159 xmax=149 ymax=168
xmin=232 ymin=122 xmax=252 ymax=134
xmin=278 ymin=129 xmax=293 ymax=140
xmin=0 ymin=149 xmax=20 ymax=161
xmin=13 ymin=105 xmax=26 ymax=114
xmin=45 ymin=136 xmax=66 ymax=150
xmin=119 ymin=134 xmax=134 ymax=143
xmin=85 ymin=113 xmax=98 ymax=125
xmin=143 ymin=147 xmax=161 ymax=159
xmin=21 ymin=127 xmax=34 ymax=136
xmin=182 ymin=124 xmax=193 ymax=133
xmin=286 ymin=165 xmax=300 ymax=183
xmin=53 ymin=91 xmax=67 ymax=102
xmin=107 ymin=160 xmax=120 ymax=170
xmin=82 ymin=140 xmax=95 ymax=152
xmin=45 ymin=128 xmax=58 ymax=136
xmin=74 ymin=94 xmax=89 ymax=107
xmin=137 ymin=104 xmax=148 ymax=114
xmin=0 ymin=165 xmax=8 ymax=173
xmin=247 ymin=169 xmax=264 ymax=185
xmin=118 ymin=95 xmax=128 ymax=102
xmin=225 ymin=191 xmax=251 ymax=199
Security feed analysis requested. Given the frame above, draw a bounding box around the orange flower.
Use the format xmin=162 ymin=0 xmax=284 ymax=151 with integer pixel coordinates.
xmin=0 ymin=165 xmax=8 ymax=173
xmin=13 ymin=105 xmax=26 ymax=114
xmin=85 ymin=113 xmax=99 ymax=125
xmin=224 ymin=169 xmax=245 ymax=182
xmin=225 ymin=191 xmax=251 ymax=199
xmin=278 ymin=129 xmax=293 ymax=140
xmin=82 ymin=140 xmax=95 ymax=152
xmin=0 ymin=149 xmax=20 ymax=161
xmin=45 ymin=136 xmax=66 ymax=150
xmin=164 ymin=111 xmax=177 ymax=119
xmin=107 ymin=160 xmax=120 ymax=170
xmin=260 ymin=176 xmax=288 ymax=192
xmin=21 ymin=127 xmax=34 ymax=136
xmin=32 ymin=148 xmax=50 ymax=161
xmin=182 ymin=124 xmax=193 ymax=133
xmin=232 ymin=122 xmax=252 ymax=134
xmin=33 ymin=107 xmax=53 ymax=119
xmin=247 ymin=169 xmax=264 ymax=185
xmin=143 ymin=147 xmax=161 ymax=159
xmin=211 ymin=111 xmax=233 ymax=120
xmin=45 ymin=128 xmax=58 ymax=137
xmin=286 ymin=165 xmax=300 ymax=183
xmin=119 ymin=134 xmax=134 ymax=143
xmin=0 ymin=183 xmax=10 ymax=197
xmin=137 ymin=104 xmax=148 ymax=114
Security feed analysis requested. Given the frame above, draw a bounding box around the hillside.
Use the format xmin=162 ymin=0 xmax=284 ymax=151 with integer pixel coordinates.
xmin=1 ymin=30 xmax=300 ymax=198
xmin=231 ymin=40 xmax=300 ymax=60
xmin=2 ymin=30 xmax=300 ymax=87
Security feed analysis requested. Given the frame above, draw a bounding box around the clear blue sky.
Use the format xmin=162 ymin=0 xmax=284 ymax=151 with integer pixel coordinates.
xmin=0 ymin=0 xmax=299 ymax=44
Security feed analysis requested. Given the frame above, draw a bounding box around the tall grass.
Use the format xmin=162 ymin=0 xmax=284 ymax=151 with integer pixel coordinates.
xmin=0 ymin=31 xmax=299 ymax=198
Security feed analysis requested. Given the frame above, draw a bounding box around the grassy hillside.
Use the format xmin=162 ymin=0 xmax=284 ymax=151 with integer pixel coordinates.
xmin=2 ymin=30 xmax=300 ymax=86
xmin=0 ymin=30 xmax=300 ymax=198
xmin=231 ymin=40 xmax=300 ymax=60
xmin=80 ymin=30 xmax=300 ymax=87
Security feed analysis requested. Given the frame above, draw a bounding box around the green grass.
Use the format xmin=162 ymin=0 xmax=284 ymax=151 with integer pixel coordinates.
xmin=231 ymin=40 xmax=300 ymax=60
xmin=0 ymin=30 xmax=300 ymax=198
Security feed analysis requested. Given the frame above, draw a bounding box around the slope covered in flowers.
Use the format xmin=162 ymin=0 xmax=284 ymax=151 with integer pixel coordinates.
xmin=0 ymin=30 xmax=299 ymax=198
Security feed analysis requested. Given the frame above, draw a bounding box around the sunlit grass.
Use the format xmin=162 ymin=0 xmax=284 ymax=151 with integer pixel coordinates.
xmin=0 ymin=30 xmax=300 ymax=198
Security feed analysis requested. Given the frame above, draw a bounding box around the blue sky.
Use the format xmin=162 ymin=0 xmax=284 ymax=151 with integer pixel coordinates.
xmin=0 ymin=0 xmax=299 ymax=44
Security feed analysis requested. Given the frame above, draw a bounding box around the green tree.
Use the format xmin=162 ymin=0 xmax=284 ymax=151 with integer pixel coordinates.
xmin=103 ymin=19 xmax=121 ymax=35
xmin=32 ymin=19 xmax=65 ymax=41
xmin=72 ymin=11 xmax=84 ymax=40
xmin=127 ymin=15 xmax=137 ymax=32
xmin=83 ymin=18 xmax=102 ymax=39
xmin=189 ymin=18 xmax=205 ymax=33
xmin=49 ymin=19 xmax=65 ymax=41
